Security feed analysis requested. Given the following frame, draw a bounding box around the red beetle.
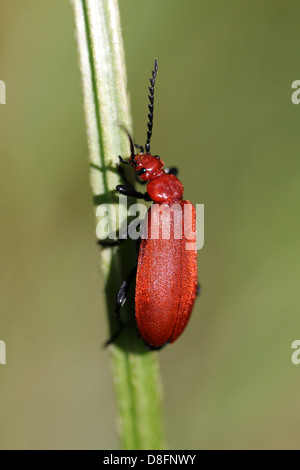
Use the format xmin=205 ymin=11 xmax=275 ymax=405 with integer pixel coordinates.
xmin=109 ymin=59 xmax=199 ymax=350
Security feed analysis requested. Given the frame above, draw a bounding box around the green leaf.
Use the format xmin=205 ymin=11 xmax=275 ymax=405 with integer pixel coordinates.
xmin=71 ymin=0 xmax=165 ymax=450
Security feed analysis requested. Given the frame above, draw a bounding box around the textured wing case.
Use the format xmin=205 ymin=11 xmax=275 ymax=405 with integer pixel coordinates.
xmin=135 ymin=200 xmax=198 ymax=347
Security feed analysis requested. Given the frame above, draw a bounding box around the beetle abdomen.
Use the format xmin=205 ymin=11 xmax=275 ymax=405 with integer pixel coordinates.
xmin=135 ymin=200 xmax=198 ymax=348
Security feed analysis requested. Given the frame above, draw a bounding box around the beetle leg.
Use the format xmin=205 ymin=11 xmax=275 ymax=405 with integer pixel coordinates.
xmin=115 ymin=267 xmax=137 ymax=321
xmin=136 ymin=179 xmax=147 ymax=185
xmin=135 ymin=174 xmax=147 ymax=185
xmin=164 ymin=167 xmax=178 ymax=176
xmin=104 ymin=267 xmax=137 ymax=347
xmin=97 ymin=239 xmax=121 ymax=247
xmin=135 ymin=237 xmax=141 ymax=252
xmin=117 ymin=157 xmax=133 ymax=186
xmin=134 ymin=143 xmax=144 ymax=153
xmin=103 ymin=324 xmax=126 ymax=347
xmin=118 ymin=155 xmax=147 ymax=186
xmin=116 ymin=184 xmax=152 ymax=201
xmin=196 ymin=283 xmax=202 ymax=296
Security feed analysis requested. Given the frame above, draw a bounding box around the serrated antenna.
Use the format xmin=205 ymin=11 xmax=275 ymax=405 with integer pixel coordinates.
xmin=145 ymin=59 xmax=158 ymax=154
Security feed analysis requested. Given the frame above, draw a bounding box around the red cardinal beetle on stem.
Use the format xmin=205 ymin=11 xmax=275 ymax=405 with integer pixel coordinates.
xmin=105 ymin=59 xmax=199 ymax=350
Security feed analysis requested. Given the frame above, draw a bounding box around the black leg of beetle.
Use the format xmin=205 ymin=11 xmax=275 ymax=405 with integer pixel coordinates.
xmin=135 ymin=174 xmax=148 ymax=185
xmin=97 ymin=239 xmax=121 ymax=247
xmin=118 ymin=155 xmax=129 ymax=165
xmin=115 ymin=267 xmax=137 ymax=322
xmin=116 ymin=184 xmax=152 ymax=201
xmin=135 ymin=237 xmax=141 ymax=252
xmin=117 ymin=158 xmax=133 ymax=186
xmin=103 ymin=324 xmax=126 ymax=347
xmin=165 ymin=167 xmax=178 ymax=176
xmin=196 ymin=283 xmax=202 ymax=296
xmin=134 ymin=144 xmax=144 ymax=153
xmin=104 ymin=267 xmax=137 ymax=347
xmin=118 ymin=154 xmax=147 ymax=185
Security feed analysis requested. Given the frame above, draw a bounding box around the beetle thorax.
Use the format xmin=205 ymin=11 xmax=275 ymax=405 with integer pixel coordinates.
xmin=130 ymin=153 xmax=184 ymax=203
xmin=147 ymin=174 xmax=184 ymax=203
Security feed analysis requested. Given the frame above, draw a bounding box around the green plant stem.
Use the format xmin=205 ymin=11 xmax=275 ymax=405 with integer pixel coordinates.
xmin=71 ymin=0 xmax=165 ymax=450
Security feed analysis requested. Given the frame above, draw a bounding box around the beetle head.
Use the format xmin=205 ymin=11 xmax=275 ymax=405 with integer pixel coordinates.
xmin=130 ymin=153 xmax=164 ymax=181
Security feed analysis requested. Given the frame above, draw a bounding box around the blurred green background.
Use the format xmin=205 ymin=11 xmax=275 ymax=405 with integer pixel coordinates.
xmin=0 ymin=0 xmax=300 ymax=450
